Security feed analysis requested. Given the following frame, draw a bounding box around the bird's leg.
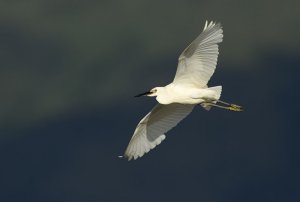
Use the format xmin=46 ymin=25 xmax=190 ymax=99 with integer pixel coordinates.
xmin=201 ymin=99 xmax=243 ymax=112
xmin=214 ymin=99 xmax=230 ymax=105
xmin=203 ymin=102 xmax=242 ymax=111
xmin=208 ymin=99 xmax=243 ymax=110
xmin=217 ymin=100 xmax=242 ymax=109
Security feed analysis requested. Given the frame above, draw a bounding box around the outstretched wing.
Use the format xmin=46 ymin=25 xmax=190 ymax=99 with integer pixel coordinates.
xmin=173 ymin=21 xmax=223 ymax=88
xmin=123 ymin=103 xmax=194 ymax=160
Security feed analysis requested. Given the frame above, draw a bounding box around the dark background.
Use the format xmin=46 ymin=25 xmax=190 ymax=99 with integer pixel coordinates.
xmin=1 ymin=1 xmax=299 ymax=202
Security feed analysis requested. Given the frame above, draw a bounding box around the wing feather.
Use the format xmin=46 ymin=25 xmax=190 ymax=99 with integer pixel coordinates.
xmin=124 ymin=104 xmax=194 ymax=160
xmin=173 ymin=21 xmax=223 ymax=88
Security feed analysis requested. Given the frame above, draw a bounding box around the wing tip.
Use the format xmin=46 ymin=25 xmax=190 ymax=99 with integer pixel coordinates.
xmin=203 ymin=20 xmax=222 ymax=31
xmin=203 ymin=20 xmax=208 ymax=30
xmin=123 ymin=134 xmax=166 ymax=161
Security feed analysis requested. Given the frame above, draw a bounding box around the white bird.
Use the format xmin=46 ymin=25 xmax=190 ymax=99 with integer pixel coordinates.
xmin=121 ymin=21 xmax=242 ymax=161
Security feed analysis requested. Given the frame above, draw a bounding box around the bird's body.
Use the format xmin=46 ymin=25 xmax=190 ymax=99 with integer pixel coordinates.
xmin=121 ymin=21 xmax=242 ymax=160
xmin=154 ymin=83 xmax=221 ymax=105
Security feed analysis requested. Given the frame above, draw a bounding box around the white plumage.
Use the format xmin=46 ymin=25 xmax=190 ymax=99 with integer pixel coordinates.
xmin=124 ymin=104 xmax=194 ymax=160
xmin=121 ymin=20 xmax=241 ymax=160
xmin=174 ymin=21 xmax=223 ymax=88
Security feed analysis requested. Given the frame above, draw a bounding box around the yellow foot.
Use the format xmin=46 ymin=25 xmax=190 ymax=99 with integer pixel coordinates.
xmin=228 ymin=105 xmax=243 ymax=112
xmin=230 ymin=104 xmax=242 ymax=108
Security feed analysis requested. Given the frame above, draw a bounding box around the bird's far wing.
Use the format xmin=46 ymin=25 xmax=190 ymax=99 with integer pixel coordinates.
xmin=173 ymin=21 xmax=223 ymax=88
xmin=123 ymin=103 xmax=194 ymax=160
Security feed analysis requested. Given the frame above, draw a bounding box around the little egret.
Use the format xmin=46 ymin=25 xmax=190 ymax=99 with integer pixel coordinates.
xmin=121 ymin=21 xmax=242 ymax=160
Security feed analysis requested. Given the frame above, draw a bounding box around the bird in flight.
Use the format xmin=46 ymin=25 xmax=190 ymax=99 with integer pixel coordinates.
xmin=120 ymin=21 xmax=242 ymax=160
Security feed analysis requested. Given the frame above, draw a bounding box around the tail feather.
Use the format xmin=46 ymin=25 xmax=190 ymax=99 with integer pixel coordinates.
xmin=202 ymin=86 xmax=222 ymax=111
xmin=210 ymin=86 xmax=222 ymax=100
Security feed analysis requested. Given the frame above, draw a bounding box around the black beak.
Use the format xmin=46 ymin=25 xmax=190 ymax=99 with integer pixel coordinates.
xmin=135 ymin=91 xmax=151 ymax=97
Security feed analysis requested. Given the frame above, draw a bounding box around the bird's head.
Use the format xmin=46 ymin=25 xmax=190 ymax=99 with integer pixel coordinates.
xmin=135 ymin=87 xmax=162 ymax=97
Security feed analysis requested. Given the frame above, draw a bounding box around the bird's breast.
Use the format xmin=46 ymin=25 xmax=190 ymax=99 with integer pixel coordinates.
xmin=156 ymin=95 xmax=172 ymax=105
xmin=156 ymin=88 xmax=204 ymax=105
